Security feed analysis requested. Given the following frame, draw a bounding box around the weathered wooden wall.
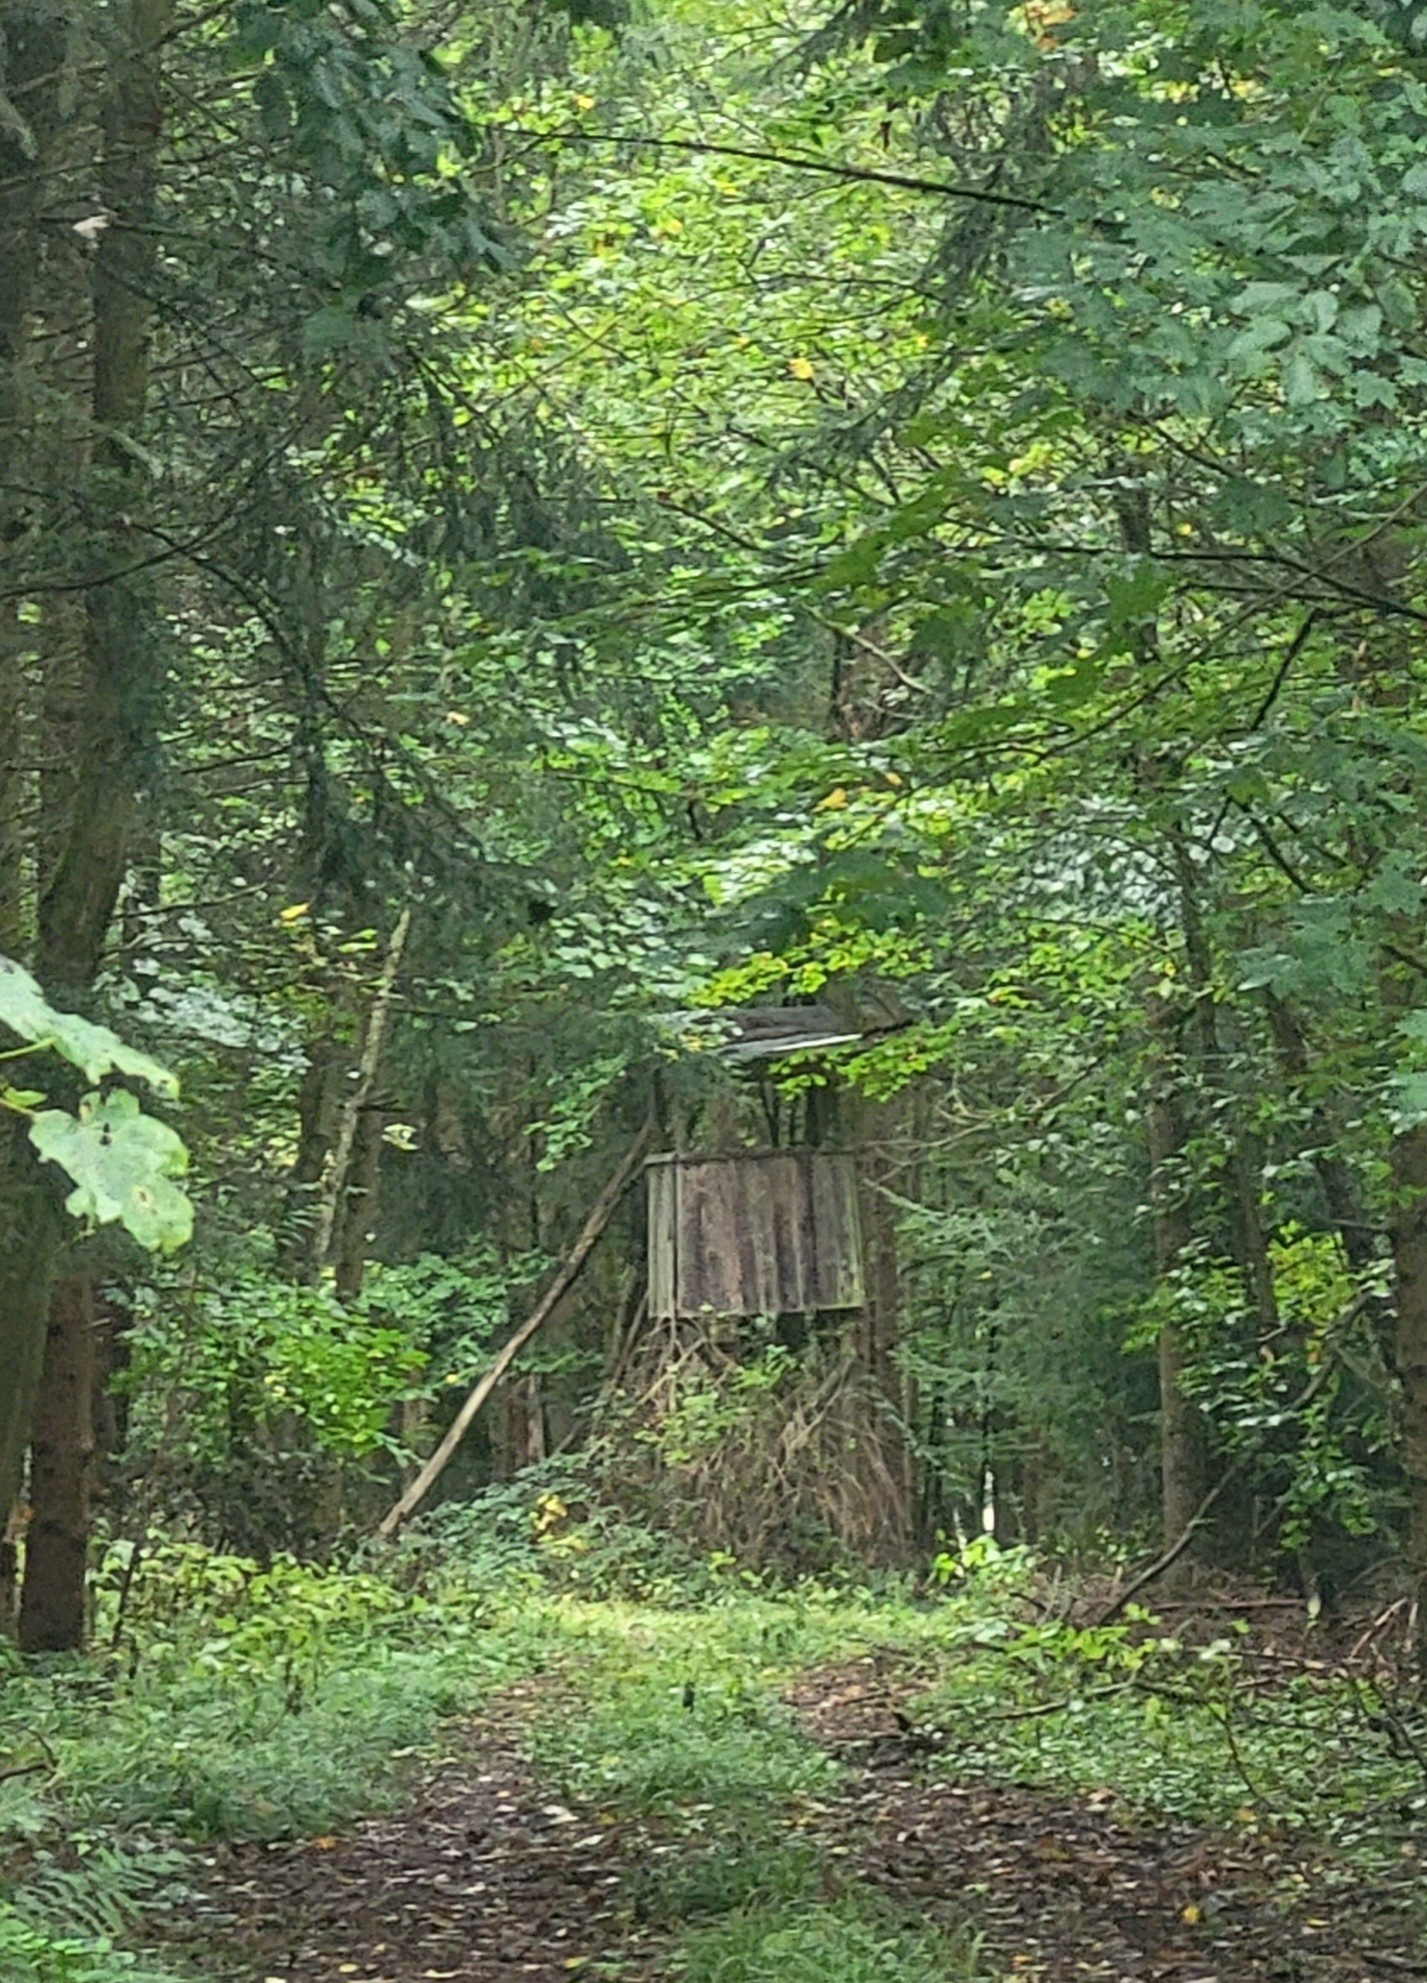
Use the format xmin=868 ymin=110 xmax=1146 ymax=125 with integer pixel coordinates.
xmin=647 ymin=1150 xmax=865 ymax=1319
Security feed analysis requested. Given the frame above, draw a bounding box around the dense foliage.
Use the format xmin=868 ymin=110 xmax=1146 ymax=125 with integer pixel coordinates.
xmin=7 ymin=0 xmax=1427 ymax=1969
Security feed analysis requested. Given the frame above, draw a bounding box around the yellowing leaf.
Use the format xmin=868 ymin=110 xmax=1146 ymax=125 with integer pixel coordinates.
xmin=278 ymin=902 xmax=310 ymax=923
xmin=310 ymin=1835 xmax=338 ymax=1850
xmin=1234 ymin=1806 xmax=1256 ymax=1824
xmin=573 ymin=93 xmax=595 ymax=110
xmin=816 ymin=787 xmax=849 ymax=811
xmin=445 ymin=709 xmax=471 ymax=726
xmin=1181 ymin=1903 xmax=1201 ymax=1924
xmin=787 ymin=355 xmax=815 ymax=381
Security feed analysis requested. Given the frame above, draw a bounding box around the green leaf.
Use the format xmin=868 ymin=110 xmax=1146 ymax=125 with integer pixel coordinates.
xmin=30 ymin=1090 xmax=193 ymax=1252
xmin=0 ymin=956 xmax=178 ymax=1094
xmin=1282 ymin=350 xmax=1321 ymax=405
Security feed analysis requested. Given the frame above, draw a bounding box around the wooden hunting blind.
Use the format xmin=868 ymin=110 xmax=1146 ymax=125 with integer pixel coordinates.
xmin=647 ymin=1150 xmax=865 ymax=1320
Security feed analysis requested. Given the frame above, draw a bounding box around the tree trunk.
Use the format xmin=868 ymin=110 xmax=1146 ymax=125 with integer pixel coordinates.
xmin=0 ymin=4 xmax=79 ymax=1530
xmin=0 ymin=5 xmax=69 ymax=957
xmin=17 ymin=1276 xmax=95 ymax=1652
xmin=17 ymin=0 xmax=173 ymax=1650
xmin=277 ymin=1034 xmax=343 ymax=1276
xmin=333 ymin=1102 xmax=384 ymax=1301
xmin=36 ymin=0 xmax=173 ymax=998
xmin=1391 ymin=1123 xmax=1427 ymax=1661
xmin=0 ymin=1124 xmax=63 ymax=1526
xmin=1170 ymin=830 xmax=1279 ymax=1338
xmin=310 ymin=907 xmax=411 ymax=1277
xmin=1144 ymin=992 xmax=1209 ymax=1566
xmin=0 ymin=641 xmax=24 ymax=958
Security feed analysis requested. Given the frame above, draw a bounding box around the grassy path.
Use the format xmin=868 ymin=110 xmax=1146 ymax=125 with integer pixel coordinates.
xmin=5 ymin=1557 xmax=1425 ymax=1982
xmin=164 ymin=1592 xmax=1422 ymax=1983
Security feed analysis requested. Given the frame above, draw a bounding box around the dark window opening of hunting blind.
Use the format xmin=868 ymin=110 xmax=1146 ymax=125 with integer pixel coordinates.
xmin=647 ymin=1150 xmax=865 ymax=1320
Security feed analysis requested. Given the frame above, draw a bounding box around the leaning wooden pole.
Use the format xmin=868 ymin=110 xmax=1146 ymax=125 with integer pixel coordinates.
xmin=377 ymin=1118 xmax=654 ymax=1538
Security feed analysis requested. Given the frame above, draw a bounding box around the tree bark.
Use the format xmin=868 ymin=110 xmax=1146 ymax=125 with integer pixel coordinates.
xmin=1391 ymin=1125 xmax=1427 ymax=1659
xmin=0 ymin=4 xmax=79 ymax=1528
xmin=0 ymin=5 xmax=70 ymax=944
xmin=333 ymin=1101 xmax=384 ymax=1301
xmin=310 ymin=907 xmax=411 ymax=1276
xmin=1144 ymin=991 xmax=1209 ymax=1566
xmin=0 ymin=1123 xmax=63 ymax=1531
xmin=36 ymin=0 xmax=173 ymax=998
xmin=277 ymin=1033 xmax=343 ymax=1276
xmin=17 ymin=1276 xmax=95 ymax=1652
xmin=1170 ymin=830 xmax=1279 ymax=1338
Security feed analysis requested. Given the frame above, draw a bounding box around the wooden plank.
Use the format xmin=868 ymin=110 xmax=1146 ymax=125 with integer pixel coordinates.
xmin=796 ymin=1150 xmax=818 ymax=1312
xmin=731 ymin=1157 xmax=766 ymax=1316
xmin=683 ymin=1158 xmax=735 ymax=1315
xmin=810 ymin=1154 xmax=865 ymax=1309
xmin=762 ymin=1154 xmax=798 ymax=1314
xmin=648 ymin=1160 xmax=676 ymax=1320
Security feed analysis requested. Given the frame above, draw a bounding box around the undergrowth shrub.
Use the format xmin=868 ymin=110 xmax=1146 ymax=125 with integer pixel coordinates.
xmin=386 ymin=1457 xmax=735 ymax=1602
xmin=0 ymin=1776 xmax=190 ymax=1983
xmin=0 ymin=1908 xmax=186 ymax=1983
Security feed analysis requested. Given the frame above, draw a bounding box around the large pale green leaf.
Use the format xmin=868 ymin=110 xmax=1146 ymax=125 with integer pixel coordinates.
xmin=0 ymin=956 xmax=178 ymax=1095
xmin=29 ymin=1090 xmax=193 ymax=1253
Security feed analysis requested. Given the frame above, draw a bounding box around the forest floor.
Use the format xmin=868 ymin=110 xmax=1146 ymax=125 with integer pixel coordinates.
xmin=159 ymin=1593 xmax=1426 ymax=1983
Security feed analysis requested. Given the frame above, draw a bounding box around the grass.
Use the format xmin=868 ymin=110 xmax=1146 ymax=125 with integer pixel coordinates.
xmin=674 ymin=1898 xmax=982 ymax=1983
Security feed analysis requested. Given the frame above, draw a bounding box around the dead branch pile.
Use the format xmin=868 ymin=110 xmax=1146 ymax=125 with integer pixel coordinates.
xmin=593 ymin=1312 xmax=910 ymax=1569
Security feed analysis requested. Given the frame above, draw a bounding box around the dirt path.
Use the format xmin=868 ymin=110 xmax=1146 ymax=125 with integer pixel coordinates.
xmin=169 ymin=1661 xmax=1424 ymax=1983
xmin=174 ymin=1678 xmax=664 ymax=1983
xmin=792 ymin=1658 xmax=1424 ymax=1983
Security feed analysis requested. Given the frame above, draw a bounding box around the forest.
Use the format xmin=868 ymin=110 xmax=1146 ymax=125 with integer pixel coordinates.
xmin=4 ymin=0 xmax=1427 ymax=1977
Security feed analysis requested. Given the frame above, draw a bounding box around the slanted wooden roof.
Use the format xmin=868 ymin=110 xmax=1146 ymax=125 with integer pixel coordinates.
xmin=705 ymin=1004 xmax=866 ymax=1063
